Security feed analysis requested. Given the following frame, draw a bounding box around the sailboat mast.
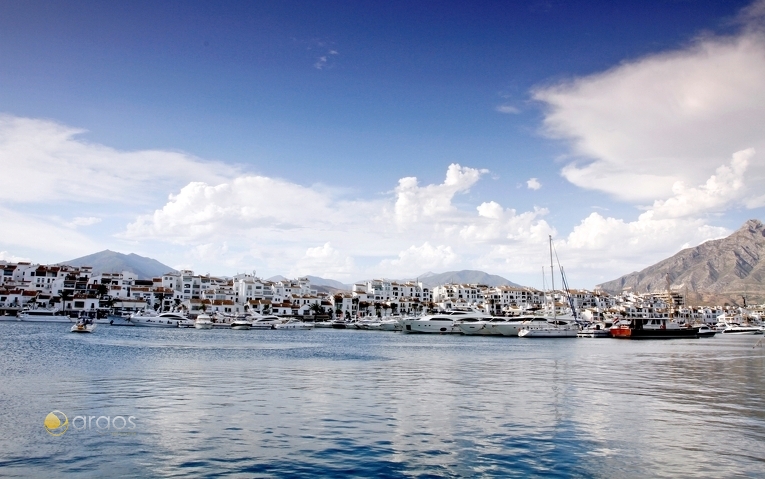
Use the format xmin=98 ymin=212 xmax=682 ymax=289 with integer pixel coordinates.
xmin=549 ymin=235 xmax=556 ymax=319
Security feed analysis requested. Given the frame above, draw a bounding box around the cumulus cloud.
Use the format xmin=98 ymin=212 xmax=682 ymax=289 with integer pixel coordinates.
xmin=0 ymin=114 xmax=237 ymax=205
xmin=378 ymin=242 xmax=458 ymax=276
xmin=533 ymin=27 xmax=765 ymax=203
xmin=291 ymin=242 xmax=355 ymax=279
xmin=121 ymin=163 xmax=558 ymax=281
xmin=394 ymin=164 xmax=488 ymax=225
xmin=526 ymin=178 xmax=541 ymax=190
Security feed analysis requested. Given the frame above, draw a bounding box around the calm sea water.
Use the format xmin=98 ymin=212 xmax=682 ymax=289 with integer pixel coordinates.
xmin=0 ymin=322 xmax=763 ymax=478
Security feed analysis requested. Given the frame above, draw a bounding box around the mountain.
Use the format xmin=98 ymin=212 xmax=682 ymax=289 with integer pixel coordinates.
xmin=414 ymin=270 xmax=521 ymax=288
xmin=60 ymin=250 xmax=177 ymax=279
xmin=597 ymin=219 xmax=765 ymax=302
xmin=305 ymin=275 xmax=351 ymax=290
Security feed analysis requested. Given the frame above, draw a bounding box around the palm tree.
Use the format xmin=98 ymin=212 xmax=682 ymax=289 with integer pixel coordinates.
xmin=310 ymin=302 xmax=323 ymax=317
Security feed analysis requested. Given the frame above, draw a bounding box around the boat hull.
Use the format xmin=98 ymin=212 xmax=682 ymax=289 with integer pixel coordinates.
xmin=519 ymin=327 xmax=577 ymax=338
xmin=611 ymin=326 xmax=698 ymax=339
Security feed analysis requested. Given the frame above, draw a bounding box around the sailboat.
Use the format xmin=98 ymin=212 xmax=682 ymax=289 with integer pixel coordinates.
xmin=518 ymin=236 xmax=578 ymax=338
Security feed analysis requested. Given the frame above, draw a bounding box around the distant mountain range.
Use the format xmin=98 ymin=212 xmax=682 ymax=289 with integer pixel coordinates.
xmin=597 ymin=219 xmax=765 ymax=303
xmin=60 ymin=250 xmax=177 ymax=280
xmin=413 ymin=270 xmax=521 ymax=288
xmin=270 ymin=270 xmax=520 ymax=292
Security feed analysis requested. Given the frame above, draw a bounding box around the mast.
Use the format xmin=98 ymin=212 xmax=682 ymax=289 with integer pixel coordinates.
xmin=549 ymin=235 xmax=556 ymax=319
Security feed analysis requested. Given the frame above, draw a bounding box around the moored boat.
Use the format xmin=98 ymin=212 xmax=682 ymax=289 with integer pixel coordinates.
xmin=274 ymin=319 xmax=314 ymax=330
xmin=194 ymin=313 xmax=214 ymax=329
xmin=17 ymin=308 xmax=72 ymax=323
xmin=130 ymin=311 xmax=184 ymax=328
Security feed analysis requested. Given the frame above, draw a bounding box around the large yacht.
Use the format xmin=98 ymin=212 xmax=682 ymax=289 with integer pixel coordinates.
xmin=17 ymin=308 xmax=72 ymax=323
xmin=401 ymin=310 xmax=491 ymax=334
xmin=250 ymin=313 xmax=283 ymax=329
xmin=610 ymin=317 xmax=698 ymax=339
xmin=456 ymin=315 xmax=510 ymax=335
xmin=489 ymin=316 xmax=553 ymax=336
xmin=129 ymin=311 xmax=185 ymax=328
xmin=518 ymin=318 xmax=578 ymax=338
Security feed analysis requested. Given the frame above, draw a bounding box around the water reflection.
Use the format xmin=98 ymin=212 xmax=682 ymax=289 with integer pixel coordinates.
xmin=0 ymin=323 xmax=763 ymax=477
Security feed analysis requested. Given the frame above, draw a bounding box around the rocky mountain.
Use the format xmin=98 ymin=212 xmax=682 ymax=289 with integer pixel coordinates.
xmin=60 ymin=250 xmax=177 ymax=279
xmin=597 ymin=219 xmax=765 ymax=301
xmin=414 ymin=270 xmax=520 ymax=288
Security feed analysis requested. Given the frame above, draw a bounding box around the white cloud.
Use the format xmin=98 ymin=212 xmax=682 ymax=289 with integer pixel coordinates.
xmin=378 ymin=242 xmax=458 ymax=276
xmin=650 ymin=148 xmax=753 ymax=219
xmin=121 ymin=163 xmax=559 ymax=281
xmin=0 ymin=206 xmax=100 ymax=259
xmin=496 ymin=104 xmax=521 ymax=114
xmin=0 ymin=114 xmax=237 ymax=205
xmin=393 ymin=164 xmax=488 ymax=225
xmin=526 ymin=178 xmax=541 ymax=190
xmin=67 ymin=216 xmax=102 ymax=228
xmin=0 ymin=251 xmax=31 ymax=263
xmin=291 ymin=243 xmax=354 ymax=279
xmin=533 ymin=29 xmax=765 ymax=203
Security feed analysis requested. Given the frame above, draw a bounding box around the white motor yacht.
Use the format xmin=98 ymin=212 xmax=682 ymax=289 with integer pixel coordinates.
xmin=489 ymin=316 xmax=550 ymax=336
xmin=518 ymin=317 xmax=578 ymax=338
xmin=378 ymin=318 xmax=403 ymax=331
xmin=251 ymin=314 xmax=282 ymax=330
xmin=230 ymin=315 xmax=252 ymax=330
xmin=402 ymin=310 xmax=489 ymax=334
xmin=194 ymin=314 xmax=214 ymax=329
xmin=17 ymin=308 xmax=72 ymax=323
xmin=274 ymin=319 xmax=314 ymax=330
xmin=130 ymin=311 xmax=184 ymax=328
xmin=456 ymin=315 xmax=509 ymax=335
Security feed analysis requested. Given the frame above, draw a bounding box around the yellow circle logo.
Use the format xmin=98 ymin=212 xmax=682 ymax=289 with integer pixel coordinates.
xmin=44 ymin=411 xmax=69 ymax=436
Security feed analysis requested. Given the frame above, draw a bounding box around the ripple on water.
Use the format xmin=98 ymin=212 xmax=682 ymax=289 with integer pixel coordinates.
xmin=0 ymin=323 xmax=763 ymax=477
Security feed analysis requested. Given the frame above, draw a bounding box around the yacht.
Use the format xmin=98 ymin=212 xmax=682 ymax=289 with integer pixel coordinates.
xmin=518 ymin=318 xmax=578 ymax=338
xmin=490 ymin=316 xmax=553 ymax=336
xmin=274 ymin=319 xmax=314 ymax=330
xmin=194 ymin=313 xmax=214 ymax=329
xmin=716 ymin=317 xmax=763 ymax=335
xmin=378 ymin=318 xmax=403 ymax=331
xmin=577 ymin=322 xmax=612 ymax=338
xmin=401 ymin=310 xmax=488 ymax=334
xmin=455 ymin=315 xmax=507 ymax=335
xmin=230 ymin=315 xmax=252 ymax=330
xmin=17 ymin=308 xmax=72 ymax=323
xmin=696 ymin=325 xmax=717 ymax=337
xmin=250 ymin=314 xmax=282 ymax=330
xmin=129 ymin=311 xmax=185 ymax=328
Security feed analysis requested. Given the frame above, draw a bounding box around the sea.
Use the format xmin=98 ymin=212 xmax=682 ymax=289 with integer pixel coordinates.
xmin=0 ymin=322 xmax=763 ymax=478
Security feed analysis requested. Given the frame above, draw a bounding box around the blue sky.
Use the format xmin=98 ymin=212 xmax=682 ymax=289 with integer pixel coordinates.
xmin=1 ymin=0 xmax=764 ymax=288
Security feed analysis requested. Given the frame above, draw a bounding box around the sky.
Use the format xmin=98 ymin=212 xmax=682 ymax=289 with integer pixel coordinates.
xmin=1 ymin=0 xmax=764 ymax=288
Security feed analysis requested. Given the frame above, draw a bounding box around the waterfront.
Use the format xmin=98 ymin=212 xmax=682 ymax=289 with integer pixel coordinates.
xmin=1 ymin=323 xmax=763 ymax=477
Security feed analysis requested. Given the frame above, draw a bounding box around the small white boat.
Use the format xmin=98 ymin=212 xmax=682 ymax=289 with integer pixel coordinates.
xmin=378 ymin=318 xmax=402 ymax=331
xmin=194 ymin=314 xmax=214 ymax=329
xmin=70 ymin=320 xmax=96 ymax=333
xmin=274 ymin=319 xmax=314 ymax=330
xmin=696 ymin=325 xmax=717 ymax=337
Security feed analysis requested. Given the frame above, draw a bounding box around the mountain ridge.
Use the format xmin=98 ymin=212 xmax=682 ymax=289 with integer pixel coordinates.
xmin=597 ymin=219 xmax=765 ymax=302
xmin=60 ymin=250 xmax=177 ymax=280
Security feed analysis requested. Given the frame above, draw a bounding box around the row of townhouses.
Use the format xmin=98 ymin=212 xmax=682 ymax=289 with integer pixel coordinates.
xmin=1 ymin=261 xmax=760 ymax=323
